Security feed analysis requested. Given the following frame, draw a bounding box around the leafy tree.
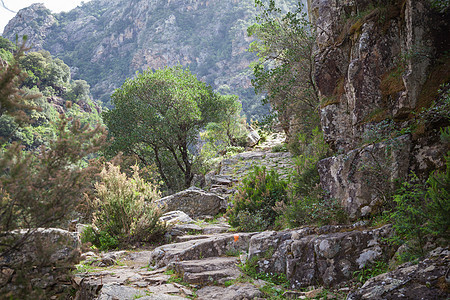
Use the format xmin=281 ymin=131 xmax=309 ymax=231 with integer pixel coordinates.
xmin=66 ymin=79 xmax=91 ymax=102
xmin=248 ymin=0 xmax=319 ymax=140
xmin=0 ymin=37 xmax=16 ymax=53
xmin=0 ymin=115 xmax=106 ymax=256
xmin=104 ymin=65 xmax=226 ymax=191
xmin=201 ymin=94 xmax=248 ymax=152
xmin=0 ymin=36 xmax=107 ymax=257
xmin=19 ymin=50 xmax=71 ymax=95
xmin=0 ymin=38 xmax=40 ymax=127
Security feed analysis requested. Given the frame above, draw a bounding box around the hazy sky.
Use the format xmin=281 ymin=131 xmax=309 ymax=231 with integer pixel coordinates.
xmin=1 ymin=0 xmax=92 ymax=35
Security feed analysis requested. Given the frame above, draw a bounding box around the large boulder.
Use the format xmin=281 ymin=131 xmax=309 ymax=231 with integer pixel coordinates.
xmin=246 ymin=128 xmax=261 ymax=147
xmin=155 ymin=187 xmax=227 ymax=218
xmin=0 ymin=228 xmax=80 ymax=297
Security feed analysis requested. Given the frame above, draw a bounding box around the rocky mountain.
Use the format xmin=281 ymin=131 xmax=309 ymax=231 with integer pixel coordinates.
xmin=2 ymin=0 xmax=300 ymax=119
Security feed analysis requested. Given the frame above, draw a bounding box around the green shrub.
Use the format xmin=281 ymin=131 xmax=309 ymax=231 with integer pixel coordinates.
xmin=83 ymin=163 xmax=166 ymax=249
xmin=274 ymin=129 xmax=346 ymax=228
xmin=271 ymin=143 xmax=288 ymax=153
xmin=279 ymin=194 xmax=347 ymax=228
xmin=389 ymin=154 xmax=450 ymax=258
xmin=228 ymin=166 xmax=288 ymax=231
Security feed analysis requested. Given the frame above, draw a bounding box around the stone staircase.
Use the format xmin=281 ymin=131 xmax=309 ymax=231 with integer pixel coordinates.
xmin=206 ymin=132 xmax=295 ymax=199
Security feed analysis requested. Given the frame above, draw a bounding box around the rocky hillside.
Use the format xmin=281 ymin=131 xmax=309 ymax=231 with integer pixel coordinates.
xmin=312 ymin=0 xmax=450 ymax=219
xmin=3 ymin=0 xmax=300 ymax=119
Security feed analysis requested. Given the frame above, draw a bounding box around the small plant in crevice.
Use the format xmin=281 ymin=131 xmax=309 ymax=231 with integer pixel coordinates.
xmin=353 ymin=260 xmax=388 ymax=284
xmin=238 ymin=255 xmax=289 ymax=288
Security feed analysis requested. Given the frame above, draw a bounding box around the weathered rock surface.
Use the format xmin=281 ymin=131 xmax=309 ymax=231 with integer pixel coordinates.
xmin=150 ymin=232 xmax=256 ymax=268
xmin=155 ymin=188 xmax=227 ymax=218
xmin=248 ymin=225 xmax=394 ymax=288
xmin=160 ymin=211 xmax=194 ymax=225
xmin=318 ymin=135 xmax=412 ymax=219
xmin=347 ymin=247 xmax=450 ymax=300
xmin=196 ymin=283 xmax=264 ymax=300
xmin=0 ymin=228 xmax=79 ymax=297
xmin=311 ymin=0 xmax=446 ymax=151
xmin=170 ymin=257 xmax=241 ymax=285
xmin=312 ymin=0 xmax=449 ymax=220
xmin=246 ymin=128 xmax=261 ymax=147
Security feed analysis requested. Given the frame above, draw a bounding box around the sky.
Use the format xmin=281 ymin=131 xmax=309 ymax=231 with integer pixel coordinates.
xmin=1 ymin=0 xmax=92 ymax=35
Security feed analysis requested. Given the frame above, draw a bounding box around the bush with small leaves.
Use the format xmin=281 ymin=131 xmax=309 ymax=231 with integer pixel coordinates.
xmin=228 ymin=166 xmax=288 ymax=231
xmin=83 ymin=163 xmax=166 ymax=249
xmin=389 ymin=154 xmax=450 ymax=258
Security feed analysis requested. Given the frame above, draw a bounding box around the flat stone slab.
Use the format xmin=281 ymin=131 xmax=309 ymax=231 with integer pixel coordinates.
xmin=196 ymin=283 xmax=263 ymax=300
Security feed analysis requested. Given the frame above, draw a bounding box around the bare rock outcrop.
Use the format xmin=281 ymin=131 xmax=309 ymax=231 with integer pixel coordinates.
xmin=348 ymin=247 xmax=450 ymax=300
xmin=318 ymin=135 xmax=412 ymax=219
xmin=247 ymin=225 xmax=394 ymax=288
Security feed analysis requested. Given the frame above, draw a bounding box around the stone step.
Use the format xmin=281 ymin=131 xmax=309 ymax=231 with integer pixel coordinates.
xmin=196 ymin=283 xmax=264 ymax=300
xmin=170 ymin=257 xmax=241 ymax=285
xmin=150 ymin=232 xmax=257 ymax=268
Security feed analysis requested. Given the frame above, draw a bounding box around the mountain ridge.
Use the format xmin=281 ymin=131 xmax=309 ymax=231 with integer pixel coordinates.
xmin=3 ymin=0 xmax=303 ymax=119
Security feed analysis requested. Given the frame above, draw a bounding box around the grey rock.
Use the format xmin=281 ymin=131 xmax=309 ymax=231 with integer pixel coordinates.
xmin=150 ymin=232 xmax=257 ymax=268
xmin=347 ymin=247 xmax=449 ymax=300
xmin=318 ymin=135 xmax=411 ymax=220
xmin=160 ymin=211 xmax=194 ymax=225
xmin=96 ymin=283 xmax=146 ymax=300
xmin=155 ymin=188 xmax=227 ymax=218
xmin=0 ymin=228 xmax=79 ymax=296
xmin=196 ymin=283 xmax=263 ymax=300
xmin=246 ymin=128 xmax=261 ymax=147
xmin=170 ymin=257 xmax=241 ymax=285
xmin=248 ymin=225 xmax=394 ymax=288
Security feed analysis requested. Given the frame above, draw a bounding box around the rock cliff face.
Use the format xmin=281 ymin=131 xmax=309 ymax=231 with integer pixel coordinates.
xmin=3 ymin=0 xmax=300 ymax=118
xmin=312 ymin=0 xmax=450 ymax=219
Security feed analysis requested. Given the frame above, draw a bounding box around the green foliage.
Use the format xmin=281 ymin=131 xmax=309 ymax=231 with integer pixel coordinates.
xmin=81 ymin=226 xmax=119 ymax=251
xmin=0 ymin=38 xmax=40 ymax=125
xmin=275 ymin=128 xmax=347 ymax=228
xmin=104 ymin=65 xmax=228 ymax=191
xmin=0 ymin=37 xmax=16 ymax=53
xmin=353 ymin=260 xmax=388 ymax=283
xmin=0 ymin=114 xmax=107 ymax=256
xmin=196 ymin=94 xmax=249 ymax=174
xmin=19 ymin=50 xmax=70 ymax=94
xmin=228 ymin=166 xmax=288 ymax=231
xmin=249 ymin=0 xmax=319 ymax=141
xmin=429 ymin=0 xmax=450 ymax=13
xmin=279 ymin=190 xmax=347 ymax=228
xmin=388 ymin=157 xmax=450 ymax=258
xmin=200 ymin=94 xmax=248 ymax=150
xmin=83 ymin=163 xmax=166 ymax=250
xmin=239 ymin=255 xmax=289 ymax=292
xmin=271 ymin=143 xmax=288 ymax=153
